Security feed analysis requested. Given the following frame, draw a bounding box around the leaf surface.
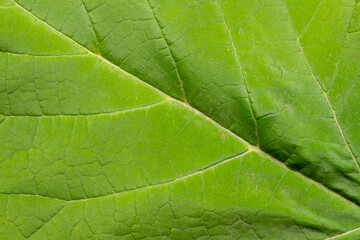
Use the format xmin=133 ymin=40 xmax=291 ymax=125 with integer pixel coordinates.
xmin=1 ymin=0 xmax=360 ymax=239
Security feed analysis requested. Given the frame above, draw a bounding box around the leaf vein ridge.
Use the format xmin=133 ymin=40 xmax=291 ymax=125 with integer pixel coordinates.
xmin=283 ymin=0 xmax=360 ymax=172
xmin=214 ymin=0 xmax=259 ymax=145
xmin=80 ymin=0 xmax=101 ymax=52
xmin=9 ymin=0 xmax=360 ymax=208
xmin=329 ymin=2 xmax=358 ymax=90
xmin=144 ymin=0 xmax=188 ymax=103
xmin=2 ymin=100 xmax=166 ymax=118
xmin=0 ymin=51 xmax=87 ymax=57
xmin=25 ymin=204 xmax=66 ymax=238
xmin=325 ymin=226 xmax=360 ymax=240
xmin=297 ymin=0 xmax=322 ymax=38
xmin=1 ymin=152 xmax=248 ymax=202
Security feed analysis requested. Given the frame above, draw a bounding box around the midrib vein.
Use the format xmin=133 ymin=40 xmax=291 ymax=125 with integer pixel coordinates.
xmin=283 ymin=1 xmax=360 ymax=172
xmin=9 ymin=0 xmax=360 ymax=208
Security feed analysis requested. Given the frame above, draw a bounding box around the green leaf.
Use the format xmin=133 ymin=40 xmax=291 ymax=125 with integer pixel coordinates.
xmin=1 ymin=0 xmax=360 ymax=239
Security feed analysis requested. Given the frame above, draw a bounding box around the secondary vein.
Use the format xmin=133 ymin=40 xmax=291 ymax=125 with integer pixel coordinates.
xmin=325 ymin=226 xmax=360 ymax=240
xmin=214 ymin=0 xmax=259 ymax=146
xmin=144 ymin=0 xmax=189 ymax=104
xmin=283 ymin=0 xmax=360 ymax=172
xmin=0 ymin=51 xmax=87 ymax=57
xmin=1 ymin=152 xmax=247 ymax=202
xmin=2 ymin=100 xmax=165 ymax=118
xmin=9 ymin=0 xmax=360 ymax=208
xmin=80 ymin=0 xmax=101 ymax=52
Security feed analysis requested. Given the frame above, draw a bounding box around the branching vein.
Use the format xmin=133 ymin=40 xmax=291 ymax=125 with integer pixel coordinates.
xmin=144 ymin=0 xmax=188 ymax=103
xmin=325 ymin=226 xmax=360 ymax=240
xmin=283 ymin=0 xmax=360 ymax=172
xmin=2 ymin=100 xmax=165 ymax=118
xmin=214 ymin=0 xmax=259 ymax=146
xmin=8 ymin=0 xmax=360 ymax=209
xmin=1 ymin=152 xmax=247 ymax=202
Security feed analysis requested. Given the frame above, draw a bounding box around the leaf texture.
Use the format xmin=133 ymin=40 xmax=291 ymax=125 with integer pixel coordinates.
xmin=1 ymin=0 xmax=360 ymax=239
